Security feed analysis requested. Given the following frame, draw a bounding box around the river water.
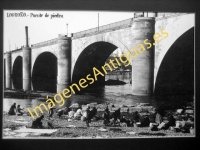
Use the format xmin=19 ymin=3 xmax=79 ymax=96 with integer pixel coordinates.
xmin=4 ymin=73 xmax=159 ymax=111
xmin=3 ymin=84 xmax=158 ymax=112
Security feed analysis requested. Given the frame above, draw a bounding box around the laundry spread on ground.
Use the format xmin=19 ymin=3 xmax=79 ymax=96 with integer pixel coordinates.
xmin=126 ymin=132 xmax=136 ymax=135
xmin=14 ymin=128 xmax=57 ymax=133
xmin=3 ymin=126 xmax=57 ymax=138
xmin=98 ymin=128 xmax=108 ymax=132
xmin=10 ymin=120 xmax=30 ymax=124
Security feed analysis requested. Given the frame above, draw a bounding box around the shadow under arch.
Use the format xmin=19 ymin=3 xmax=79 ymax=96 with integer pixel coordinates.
xmin=12 ymin=56 xmax=23 ymax=89
xmin=32 ymin=52 xmax=57 ymax=93
xmin=72 ymin=41 xmax=118 ymax=95
xmin=154 ymin=27 xmax=194 ymax=100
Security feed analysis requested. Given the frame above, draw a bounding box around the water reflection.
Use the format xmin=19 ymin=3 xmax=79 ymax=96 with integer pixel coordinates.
xmin=4 ymin=84 xmax=157 ymax=112
xmin=105 ymin=72 xmax=131 ymax=83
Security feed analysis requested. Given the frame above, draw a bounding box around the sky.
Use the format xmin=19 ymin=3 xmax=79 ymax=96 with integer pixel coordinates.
xmin=4 ymin=10 xmax=134 ymax=53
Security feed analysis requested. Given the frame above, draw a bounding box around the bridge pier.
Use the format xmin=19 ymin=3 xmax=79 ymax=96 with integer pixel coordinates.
xmin=5 ymin=52 xmax=12 ymax=89
xmin=131 ymin=17 xmax=155 ymax=95
xmin=23 ymin=26 xmax=31 ymax=91
xmin=57 ymin=35 xmax=71 ymax=93
xmin=23 ymin=47 xmax=31 ymax=90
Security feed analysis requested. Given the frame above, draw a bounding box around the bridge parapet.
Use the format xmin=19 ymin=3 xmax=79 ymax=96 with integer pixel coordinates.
xmin=156 ymin=13 xmax=188 ymax=21
xmin=31 ymin=38 xmax=58 ymax=49
xmin=73 ymin=18 xmax=133 ymax=39
xmin=28 ymin=13 xmax=185 ymax=49
xmin=11 ymin=48 xmax=22 ymax=53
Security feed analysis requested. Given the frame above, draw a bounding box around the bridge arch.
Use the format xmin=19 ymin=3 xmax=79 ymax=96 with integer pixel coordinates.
xmin=71 ymin=34 xmax=129 ymax=78
xmin=32 ymin=52 xmax=57 ymax=92
xmin=31 ymin=45 xmax=58 ymax=71
xmin=71 ymin=34 xmax=130 ymax=94
xmin=11 ymin=52 xmax=23 ymax=68
xmin=154 ymin=14 xmax=194 ymax=88
xmin=12 ymin=56 xmax=23 ymax=89
xmin=154 ymin=27 xmax=194 ymax=95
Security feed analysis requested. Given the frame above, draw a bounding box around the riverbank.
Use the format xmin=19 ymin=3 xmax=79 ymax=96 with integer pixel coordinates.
xmin=2 ymin=115 xmax=194 ymax=138
xmin=4 ymin=89 xmax=56 ymax=99
xmin=3 ymin=100 xmax=195 ymax=138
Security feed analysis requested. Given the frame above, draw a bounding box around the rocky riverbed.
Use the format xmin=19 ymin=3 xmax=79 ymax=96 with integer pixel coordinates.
xmin=3 ymin=101 xmax=195 ymax=138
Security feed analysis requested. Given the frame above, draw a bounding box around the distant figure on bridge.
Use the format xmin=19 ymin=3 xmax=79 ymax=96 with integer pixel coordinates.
xmin=16 ymin=105 xmax=25 ymax=116
xmin=8 ymin=103 xmax=16 ymax=115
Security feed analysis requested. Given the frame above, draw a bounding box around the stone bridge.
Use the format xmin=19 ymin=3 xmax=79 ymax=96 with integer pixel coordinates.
xmin=4 ymin=13 xmax=194 ymax=95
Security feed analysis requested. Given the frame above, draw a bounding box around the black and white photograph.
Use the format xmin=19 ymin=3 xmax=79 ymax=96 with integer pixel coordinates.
xmin=2 ymin=10 xmax=195 ymax=139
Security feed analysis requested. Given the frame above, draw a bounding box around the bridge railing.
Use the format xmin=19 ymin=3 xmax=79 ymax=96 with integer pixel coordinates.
xmin=11 ymin=48 xmax=22 ymax=53
xmin=29 ymin=18 xmax=133 ymax=47
xmin=73 ymin=18 xmax=133 ymax=39
xmin=31 ymin=38 xmax=58 ymax=48
xmin=29 ymin=13 xmax=187 ymax=48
